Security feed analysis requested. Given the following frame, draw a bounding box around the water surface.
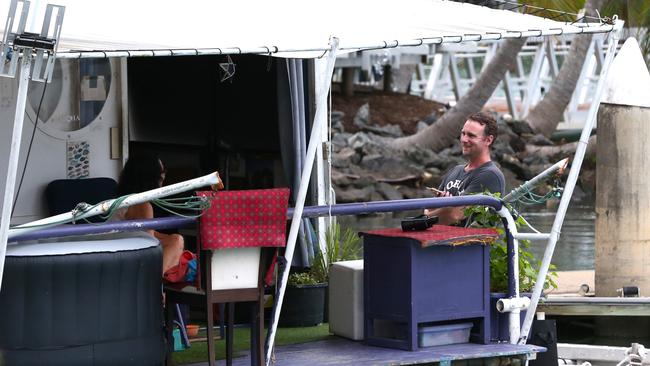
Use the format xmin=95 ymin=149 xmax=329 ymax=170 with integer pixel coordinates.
xmin=338 ymin=201 xmax=596 ymax=271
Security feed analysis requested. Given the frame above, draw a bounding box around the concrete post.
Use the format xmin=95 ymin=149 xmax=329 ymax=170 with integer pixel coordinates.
xmin=595 ymin=38 xmax=650 ymax=296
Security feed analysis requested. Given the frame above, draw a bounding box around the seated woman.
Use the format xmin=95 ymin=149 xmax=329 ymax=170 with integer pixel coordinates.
xmin=116 ymin=153 xmax=184 ymax=275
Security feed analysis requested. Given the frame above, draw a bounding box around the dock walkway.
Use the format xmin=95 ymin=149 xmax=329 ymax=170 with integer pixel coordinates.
xmin=187 ymin=338 xmax=544 ymax=366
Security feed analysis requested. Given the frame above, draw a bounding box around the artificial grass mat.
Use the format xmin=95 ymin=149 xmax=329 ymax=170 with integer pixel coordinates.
xmin=172 ymin=323 xmax=332 ymax=365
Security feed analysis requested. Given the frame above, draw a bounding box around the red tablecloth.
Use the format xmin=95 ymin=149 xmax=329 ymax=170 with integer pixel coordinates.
xmin=361 ymin=225 xmax=499 ymax=248
xmin=197 ymin=188 xmax=290 ymax=249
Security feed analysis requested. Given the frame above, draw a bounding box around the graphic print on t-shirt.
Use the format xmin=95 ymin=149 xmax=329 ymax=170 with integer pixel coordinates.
xmin=444 ymin=178 xmax=467 ymax=195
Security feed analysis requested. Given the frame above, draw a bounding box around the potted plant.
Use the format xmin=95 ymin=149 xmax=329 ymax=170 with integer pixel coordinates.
xmin=279 ymin=272 xmax=328 ymax=327
xmin=464 ymin=199 xmax=558 ymax=342
xmin=311 ymin=223 xmax=362 ymax=322
xmin=311 ymin=222 xmax=362 ymax=284
xmin=279 ymin=222 xmax=362 ymax=327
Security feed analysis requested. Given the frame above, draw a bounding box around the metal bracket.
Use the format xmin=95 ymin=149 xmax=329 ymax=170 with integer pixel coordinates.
xmin=0 ymin=0 xmax=29 ymax=78
xmin=0 ymin=0 xmax=65 ymax=82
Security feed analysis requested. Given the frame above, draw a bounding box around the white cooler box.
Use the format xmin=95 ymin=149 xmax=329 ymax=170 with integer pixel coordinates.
xmin=329 ymin=260 xmax=364 ymax=340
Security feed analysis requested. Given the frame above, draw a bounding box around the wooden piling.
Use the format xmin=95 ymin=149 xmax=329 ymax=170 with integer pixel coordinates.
xmin=595 ymin=38 xmax=650 ymax=297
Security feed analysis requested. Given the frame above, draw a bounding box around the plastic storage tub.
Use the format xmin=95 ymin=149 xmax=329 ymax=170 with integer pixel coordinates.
xmin=418 ymin=322 xmax=473 ymax=348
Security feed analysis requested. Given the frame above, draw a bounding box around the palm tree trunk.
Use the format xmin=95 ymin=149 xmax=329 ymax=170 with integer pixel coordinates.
xmin=390 ymin=37 xmax=526 ymax=151
xmin=525 ymin=0 xmax=606 ymax=137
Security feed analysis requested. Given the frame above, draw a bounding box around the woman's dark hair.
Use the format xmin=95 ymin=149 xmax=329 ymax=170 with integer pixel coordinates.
xmin=117 ymin=152 xmax=164 ymax=196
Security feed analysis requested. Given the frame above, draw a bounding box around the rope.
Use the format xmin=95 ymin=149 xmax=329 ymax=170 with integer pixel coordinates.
xmin=514 ymin=184 xmax=562 ymax=205
xmin=151 ymin=196 xmax=211 ymax=218
xmin=485 ymin=0 xmax=605 ymax=24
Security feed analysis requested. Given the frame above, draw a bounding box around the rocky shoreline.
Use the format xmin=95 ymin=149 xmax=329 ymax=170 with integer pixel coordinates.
xmin=330 ymin=101 xmax=595 ymax=203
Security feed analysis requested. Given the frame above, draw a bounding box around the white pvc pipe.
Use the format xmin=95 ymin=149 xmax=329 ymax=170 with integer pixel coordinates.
xmin=519 ymin=22 xmax=624 ymax=345
xmin=509 ymin=310 xmax=521 ymax=344
xmin=0 ymin=52 xmax=31 ymax=289
xmin=265 ymin=39 xmax=339 ymax=366
xmin=497 ymin=296 xmax=530 ymax=313
xmin=8 ymin=172 xmax=223 ymax=239
xmin=513 ymin=233 xmax=551 ymax=241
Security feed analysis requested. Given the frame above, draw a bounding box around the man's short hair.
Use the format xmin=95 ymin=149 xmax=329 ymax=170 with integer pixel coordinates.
xmin=467 ymin=111 xmax=497 ymax=146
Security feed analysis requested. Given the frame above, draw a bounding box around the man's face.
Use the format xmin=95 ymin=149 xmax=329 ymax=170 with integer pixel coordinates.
xmin=460 ymin=120 xmax=493 ymax=159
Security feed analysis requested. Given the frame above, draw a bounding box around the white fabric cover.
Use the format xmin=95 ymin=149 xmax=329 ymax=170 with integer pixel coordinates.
xmin=601 ymin=37 xmax=650 ymax=108
xmin=6 ymin=231 xmax=158 ymax=256
xmin=0 ymin=0 xmax=614 ymax=58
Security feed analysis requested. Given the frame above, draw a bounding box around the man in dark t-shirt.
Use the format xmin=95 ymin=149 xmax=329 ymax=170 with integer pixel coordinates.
xmin=425 ymin=112 xmax=505 ymax=225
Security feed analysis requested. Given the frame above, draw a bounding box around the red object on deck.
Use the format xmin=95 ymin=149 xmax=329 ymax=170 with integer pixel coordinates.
xmin=197 ymin=188 xmax=290 ymax=249
xmin=362 ymin=225 xmax=498 ymax=248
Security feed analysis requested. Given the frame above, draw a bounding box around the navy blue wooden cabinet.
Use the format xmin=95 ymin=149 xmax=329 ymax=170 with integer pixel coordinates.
xmin=363 ymin=233 xmax=491 ymax=351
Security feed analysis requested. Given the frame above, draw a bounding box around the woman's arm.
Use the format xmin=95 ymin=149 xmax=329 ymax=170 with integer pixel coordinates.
xmin=125 ymin=202 xmax=156 ymax=236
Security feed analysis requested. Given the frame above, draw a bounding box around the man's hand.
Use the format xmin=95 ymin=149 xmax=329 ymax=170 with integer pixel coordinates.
xmin=424 ymin=189 xmax=464 ymax=225
xmin=424 ymin=189 xmax=451 ymax=217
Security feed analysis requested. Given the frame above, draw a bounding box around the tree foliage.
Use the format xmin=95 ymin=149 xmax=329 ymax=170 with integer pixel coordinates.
xmin=525 ymin=0 xmax=650 ymax=136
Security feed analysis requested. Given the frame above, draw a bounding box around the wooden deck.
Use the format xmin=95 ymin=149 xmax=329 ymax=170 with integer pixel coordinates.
xmin=538 ymin=297 xmax=650 ymax=316
xmin=188 ymin=338 xmax=544 ymax=366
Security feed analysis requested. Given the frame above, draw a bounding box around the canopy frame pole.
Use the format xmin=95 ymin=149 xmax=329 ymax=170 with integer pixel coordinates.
xmin=265 ymin=38 xmax=338 ymax=365
xmin=503 ymin=158 xmax=568 ymax=203
xmin=53 ymin=25 xmax=616 ymax=60
xmin=0 ymin=52 xmax=32 ymax=289
xmin=518 ymin=21 xmax=624 ymax=345
xmin=0 ymin=0 xmax=65 ymax=289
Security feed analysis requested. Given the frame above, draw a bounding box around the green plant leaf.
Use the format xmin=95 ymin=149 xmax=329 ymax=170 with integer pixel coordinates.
xmin=464 ymin=191 xmax=558 ymax=292
xmin=308 ymin=222 xmax=362 ymax=284
xmin=288 ymin=272 xmax=318 ymax=286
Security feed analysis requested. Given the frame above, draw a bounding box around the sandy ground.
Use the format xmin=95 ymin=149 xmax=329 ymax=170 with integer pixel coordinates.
xmin=332 ymin=92 xmax=445 ymax=135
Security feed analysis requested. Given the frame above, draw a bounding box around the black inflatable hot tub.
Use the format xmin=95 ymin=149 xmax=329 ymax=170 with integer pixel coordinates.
xmin=0 ymin=232 xmax=165 ymax=366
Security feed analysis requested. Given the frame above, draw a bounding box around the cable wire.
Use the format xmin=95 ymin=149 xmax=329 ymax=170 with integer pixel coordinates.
xmin=11 ymin=82 xmax=48 ymax=217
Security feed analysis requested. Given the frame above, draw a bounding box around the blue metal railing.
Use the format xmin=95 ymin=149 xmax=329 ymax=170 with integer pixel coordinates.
xmin=8 ymin=194 xmax=521 ymax=342
xmin=9 ymin=195 xmax=503 ymax=242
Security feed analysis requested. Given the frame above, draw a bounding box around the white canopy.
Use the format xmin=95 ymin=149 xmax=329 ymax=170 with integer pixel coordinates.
xmin=1 ymin=0 xmax=616 ymax=59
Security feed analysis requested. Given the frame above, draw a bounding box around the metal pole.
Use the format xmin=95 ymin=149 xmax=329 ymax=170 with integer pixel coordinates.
xmin=513 ymin=233 xmax=550 ymax=241
xmin=10 ymin=195 xmax=506 ymax=242
xmin=503 ymin=158 xmax=568 ymax=203
xmin=9 ymin=217 xmax=196 ymax=242
xmin=504 ymin=219 xmax=516 ymax=298
xmin=519 ymin=22 xmax=623 ymax=345
xmin=288 ymin=59 xmax=309 ymax=266
xmin=53 ymin=25 xmax=616 ymax=60
xmin=265 ymin=39 xmax=339 ymax=365
xmin=497 ymin=206 xmax=521 ymax=343
xmin=0 ymin=52 xmax=31 ymax=289
xmin=520 ymin=40 xmax=547 ymax=117
xmin=9 ymin=195 xmax=504 ymax=244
